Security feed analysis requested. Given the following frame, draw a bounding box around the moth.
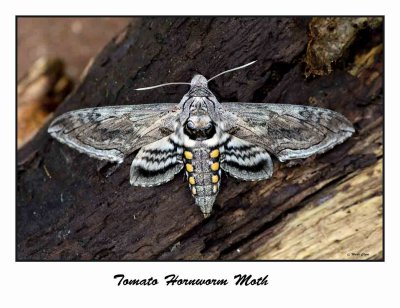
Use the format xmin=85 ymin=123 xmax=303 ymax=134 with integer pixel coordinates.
xmin=48 ymin=61 xmax=354 ymax=218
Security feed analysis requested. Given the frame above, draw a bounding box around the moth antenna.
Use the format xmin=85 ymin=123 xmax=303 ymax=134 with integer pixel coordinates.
xmin=134 ymin=82 xmax=191 ymax=91
xmin=207 ymin=60 xmax=257 ymax=82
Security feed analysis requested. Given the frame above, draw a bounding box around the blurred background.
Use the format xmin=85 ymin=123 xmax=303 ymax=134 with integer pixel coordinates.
xmin=17 ymin=17 xmax=132 ymax=148
xmin=18 ymin=17 xmax=131 ymax=80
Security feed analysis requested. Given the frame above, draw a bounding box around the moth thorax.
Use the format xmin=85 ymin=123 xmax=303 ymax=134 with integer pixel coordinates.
xmin=189 ymin=98 xmax=208 ymax=112
xmin=184 ymin=114 xmax=216 ymax=141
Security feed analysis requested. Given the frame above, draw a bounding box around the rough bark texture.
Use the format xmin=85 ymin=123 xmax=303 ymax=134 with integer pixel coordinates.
xmin=17 ymin=17 xmax=383 ymax=261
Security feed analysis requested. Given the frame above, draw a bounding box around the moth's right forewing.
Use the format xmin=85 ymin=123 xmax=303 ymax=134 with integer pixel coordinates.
xmin=221 ymin=103 xmax=354 ymax=162
xmin=48 ymin=104 xmax=179 ymax=163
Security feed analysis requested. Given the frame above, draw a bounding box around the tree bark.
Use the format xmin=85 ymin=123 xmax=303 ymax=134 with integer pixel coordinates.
xmin=17 ymin=17 xmax=383 ymax=260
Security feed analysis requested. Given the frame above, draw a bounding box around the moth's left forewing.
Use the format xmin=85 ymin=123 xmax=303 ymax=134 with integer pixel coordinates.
xmin=221 ymin=103 xmax=354 ymax=162
xmin=48 ymin=104 xmax=179 ymax=163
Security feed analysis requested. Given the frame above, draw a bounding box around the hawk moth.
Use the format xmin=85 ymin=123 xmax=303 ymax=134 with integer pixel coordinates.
xmin=48 ymin=61 xmax=354 ymax=218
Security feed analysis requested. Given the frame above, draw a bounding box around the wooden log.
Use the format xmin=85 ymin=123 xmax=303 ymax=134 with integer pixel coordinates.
xmin=17 ymin=17 xmax=383 ymax=260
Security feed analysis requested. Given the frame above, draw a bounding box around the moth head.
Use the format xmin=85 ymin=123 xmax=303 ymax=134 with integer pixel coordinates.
xmin=190 ymin=74 xmax=208 ymax=88
xmin=184 ymin=114 xmax=216 ymax=141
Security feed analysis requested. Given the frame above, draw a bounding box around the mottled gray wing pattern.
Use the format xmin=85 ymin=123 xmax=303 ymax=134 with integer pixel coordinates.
xmin=221 ymin=103 xmax=354 ymax=162
xmin=48 ymin=104 xmax=179 ymax=163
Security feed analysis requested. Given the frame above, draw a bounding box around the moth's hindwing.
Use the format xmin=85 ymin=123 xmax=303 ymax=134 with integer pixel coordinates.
xmin=130 ymin=134 xmax=183 ymax=187
xmin=221 ymin=135 xmax=273 ymax=181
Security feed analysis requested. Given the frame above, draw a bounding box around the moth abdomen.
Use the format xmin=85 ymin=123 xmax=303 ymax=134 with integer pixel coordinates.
xmin=183 ymin=146 xmax=222 ymax=217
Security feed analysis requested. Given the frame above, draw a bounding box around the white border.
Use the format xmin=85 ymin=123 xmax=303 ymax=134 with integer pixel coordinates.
xmin=2 ymin=0 xmax=397 ymax=307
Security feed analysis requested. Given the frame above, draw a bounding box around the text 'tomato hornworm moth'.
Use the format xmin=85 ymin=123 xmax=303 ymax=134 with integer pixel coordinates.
xmin=48 ymin=61 xmax=354 ymax=218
